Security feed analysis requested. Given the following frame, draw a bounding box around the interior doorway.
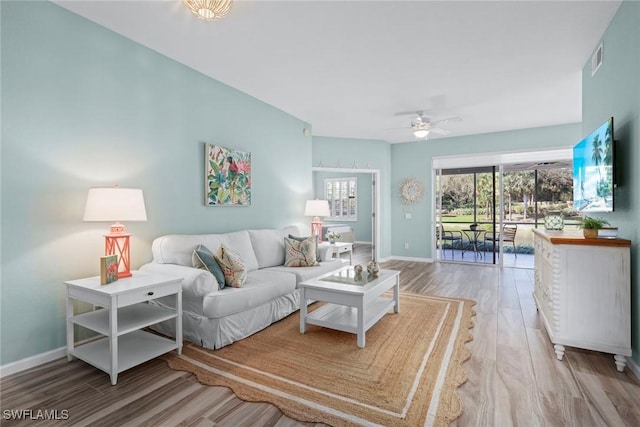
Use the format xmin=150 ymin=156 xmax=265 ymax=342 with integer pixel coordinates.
xmin=312 ymin=167 xmax=380 ymax=263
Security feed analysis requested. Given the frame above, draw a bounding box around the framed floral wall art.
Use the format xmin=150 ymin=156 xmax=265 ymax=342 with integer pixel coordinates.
xmin=205 ymin=143 xmax=251 ymax=206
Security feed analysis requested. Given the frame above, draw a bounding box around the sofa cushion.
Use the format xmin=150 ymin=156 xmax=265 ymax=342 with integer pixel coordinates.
xmin=192 ymin=245 xmax=225 ymax=290
xmin=284 ymin=236 xmax=318 ymax=267
xmin=266 ymin=259 xmax=344 ymax=285
xmin=151 ymin=230 xmax=259 ymax=272
xmin=201 ymin=270 xmax=296 ymax=318
xmin=214 ymin=244 xmax=247 ymax=288
xmin=248 ymin=226 xmax=299 ymax=269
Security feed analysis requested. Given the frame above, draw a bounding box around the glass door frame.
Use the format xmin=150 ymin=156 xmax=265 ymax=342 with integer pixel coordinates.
xmin=434 ymin=165 xmax=505 ymax=266
xmin=432 ymin=148 xmax=573 ymax=267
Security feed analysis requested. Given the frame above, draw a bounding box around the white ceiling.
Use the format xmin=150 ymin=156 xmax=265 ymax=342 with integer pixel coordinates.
xmin=54 ymin=0 xmax=621 ymax=143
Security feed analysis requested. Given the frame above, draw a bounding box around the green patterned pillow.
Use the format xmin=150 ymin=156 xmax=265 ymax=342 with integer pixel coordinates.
xmin=213 ymin=243 xmax=247 ymax=288
xmin=284 ymin=236 xmax=319 ymax=267
xmin=192 ymin=244 xmax=225 ymax=290
xmin=288 ymin=234 xmax=321 ymax=263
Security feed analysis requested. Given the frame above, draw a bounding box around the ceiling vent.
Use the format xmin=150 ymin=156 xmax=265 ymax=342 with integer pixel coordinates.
xmin=591 ymin=42 xmax=603 ymax=76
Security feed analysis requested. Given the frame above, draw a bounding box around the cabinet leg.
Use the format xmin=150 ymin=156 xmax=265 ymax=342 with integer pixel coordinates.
xmin=614 ymin=354 xmax=627 ymax=372
xmin=554 ymin=344 xmax=565 ymax=361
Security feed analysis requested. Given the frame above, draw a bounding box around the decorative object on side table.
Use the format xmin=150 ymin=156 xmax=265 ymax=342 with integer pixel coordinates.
xmin=326 ymin=231 xmax=341 ymax=244
xmin=83 ymin=185 xmax=147 ymax=278
xmin=581 ymin=216 xmax=609 ymax=239
xmin=544 ymin=211 xmax=564 ymax=230
xmin=100 ymin=255 xmax=118 ymax=285
xmin=367 ymin=261 xmax=379 ymax=277
xmin=205 ymin=143 xmax=251 ymax=206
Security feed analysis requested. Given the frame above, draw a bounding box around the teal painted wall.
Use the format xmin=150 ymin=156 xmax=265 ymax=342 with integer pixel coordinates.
xmin=312 ymin=136 xmax=391 ymax=258
xmin=581 ymin=0 xmax=640 ymax=365
xmin=390 ymin=123 xmax=581 ymax=258
xmin=313 ymin=172 xmax=373 ymax=242
xmin=1 ymin=1 xmax=312 ymax=364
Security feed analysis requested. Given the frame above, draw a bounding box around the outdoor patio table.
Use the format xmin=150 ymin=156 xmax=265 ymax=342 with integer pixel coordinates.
xmin=462 ymin=229 xmax=484 ymax=257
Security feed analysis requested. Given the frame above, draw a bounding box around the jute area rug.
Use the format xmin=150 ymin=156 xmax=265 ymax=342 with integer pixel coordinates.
xmin=163 ymin=293 xmax=475 ymax=426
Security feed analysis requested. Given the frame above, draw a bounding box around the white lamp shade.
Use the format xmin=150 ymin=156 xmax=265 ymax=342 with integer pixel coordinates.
xmin=304 ymin=199 xmax=330 ymax=217
xmin=83 ymin=187 xmax=147 ymax=222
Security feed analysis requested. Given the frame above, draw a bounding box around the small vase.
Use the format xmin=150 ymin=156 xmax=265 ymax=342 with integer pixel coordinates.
xmin=329 ymin=238 xmax=335 ymax=244
xmin=583 ymin=229 xmax=598 ymax=239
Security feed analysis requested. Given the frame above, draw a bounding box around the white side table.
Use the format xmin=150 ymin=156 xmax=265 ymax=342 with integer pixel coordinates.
xmin=65 ymin=271 xmax=182 ymax=385
xmin=320 ymin=241 xmax=353 ymax=264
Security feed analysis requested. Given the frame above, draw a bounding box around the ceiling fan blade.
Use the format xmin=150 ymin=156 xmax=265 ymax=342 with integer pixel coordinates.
xmin=429 ymin=127 xmax=451 ymax=135
xmin=382 ymin=126 xmax=411 ymax=131
xmin=394 ymin=109 xmax=430 ymax=117
xmin=430 ymin=116 xmax=462 ymax=127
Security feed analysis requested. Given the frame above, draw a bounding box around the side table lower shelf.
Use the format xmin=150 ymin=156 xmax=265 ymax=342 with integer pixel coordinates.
xmin=70 ymin=330 xmax=177 ymax=377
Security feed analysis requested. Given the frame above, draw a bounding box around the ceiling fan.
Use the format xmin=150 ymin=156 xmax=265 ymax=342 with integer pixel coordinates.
xmin=394 ymin=110 xmax=461 ymax=140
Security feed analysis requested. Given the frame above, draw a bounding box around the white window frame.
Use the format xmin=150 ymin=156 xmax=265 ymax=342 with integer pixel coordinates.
xmin=325 ymin=177 xmax=357 ymax=221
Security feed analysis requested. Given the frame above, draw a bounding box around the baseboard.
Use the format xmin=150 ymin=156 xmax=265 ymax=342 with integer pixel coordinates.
xmin=354 ymin=240 xmax=372 ymax=245
xmin=0 ymin=346 xmax=66 ymax=378
xmin=389 ymin=256 xmax=434 ymax=263
xmin=627 ymin=357 xmax=640 ymax=381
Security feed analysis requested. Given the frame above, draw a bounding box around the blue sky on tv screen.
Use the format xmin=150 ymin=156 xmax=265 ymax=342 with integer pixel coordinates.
xmin=572 ymin=118 xmax=613 ymax=212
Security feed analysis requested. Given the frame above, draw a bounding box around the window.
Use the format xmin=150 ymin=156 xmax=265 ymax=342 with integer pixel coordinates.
xmin=325 ymin=177 xmax=357 ymax=221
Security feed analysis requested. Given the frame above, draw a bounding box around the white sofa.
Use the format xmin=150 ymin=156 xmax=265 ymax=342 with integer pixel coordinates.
xmin=139 ymin=226 xmax=344 ymax=349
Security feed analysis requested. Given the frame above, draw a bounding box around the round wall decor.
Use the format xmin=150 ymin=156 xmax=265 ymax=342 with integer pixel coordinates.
xmin=399 ymin=177 xmax=425 ymax=205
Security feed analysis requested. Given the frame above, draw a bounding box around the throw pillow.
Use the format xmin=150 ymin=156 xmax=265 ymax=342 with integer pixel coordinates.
xmin=288 ymin=234 xmax=321 ymax=263
xmin=192 ymin=244 xmax=226 ymax=290
xmin=284 ymin=236 xmax=319 ymax=267
xmin=214 ymin=243 xmax=247 ymax=288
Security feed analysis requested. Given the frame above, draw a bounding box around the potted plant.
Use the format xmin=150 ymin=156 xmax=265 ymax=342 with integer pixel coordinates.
xmin=581 ymin=216 xmax=609 ymax=239
xmin=326 ymin=231 xmax=341 ymax=244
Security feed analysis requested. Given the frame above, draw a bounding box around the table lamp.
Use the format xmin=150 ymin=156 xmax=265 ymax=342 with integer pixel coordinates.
xmin=304 ymin=199 xmax=330 ymax=242
xmin=83 ymin=185 xmax=147 ymax=278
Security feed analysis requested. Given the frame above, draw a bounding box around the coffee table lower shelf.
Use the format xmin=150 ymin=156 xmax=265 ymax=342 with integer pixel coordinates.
xmin=307 ymin=296 xmax=395 ymax=335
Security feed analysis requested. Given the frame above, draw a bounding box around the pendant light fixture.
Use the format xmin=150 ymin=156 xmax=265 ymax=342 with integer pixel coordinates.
xmin=183 ymin=0 xmax=233 ymax=21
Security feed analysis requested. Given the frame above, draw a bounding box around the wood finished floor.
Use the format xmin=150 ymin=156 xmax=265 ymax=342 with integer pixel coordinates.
xmin=2 ymin=261 xmax=639 ymax=426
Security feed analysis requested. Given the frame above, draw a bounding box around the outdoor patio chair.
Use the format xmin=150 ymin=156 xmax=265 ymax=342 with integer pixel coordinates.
xmin=483 ymin=224 xmax=518 ymax=257
xmin=436 ymin=224 xmax=464 ymax=258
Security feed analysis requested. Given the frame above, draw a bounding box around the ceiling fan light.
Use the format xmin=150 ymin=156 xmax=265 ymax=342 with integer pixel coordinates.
xmin=414 ymin=129 xmax=429 ymax=139
xmin=183 ymin=0 xmax=233 ymax=21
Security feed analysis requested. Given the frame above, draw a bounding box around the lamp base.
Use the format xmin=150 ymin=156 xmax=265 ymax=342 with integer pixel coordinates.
xmin=311 ymin=217 xmax=323 ymax=243
xmin=104 ymin=233 xmax=132 ymax=278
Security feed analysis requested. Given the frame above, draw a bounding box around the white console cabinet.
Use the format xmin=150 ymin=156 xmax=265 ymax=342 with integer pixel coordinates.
xmin=532 ymin=229 xmax=631 ymax=372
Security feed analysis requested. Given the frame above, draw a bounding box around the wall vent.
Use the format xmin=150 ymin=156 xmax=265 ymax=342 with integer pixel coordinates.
xmin=591 ymin=42 xmax=603 ymax=76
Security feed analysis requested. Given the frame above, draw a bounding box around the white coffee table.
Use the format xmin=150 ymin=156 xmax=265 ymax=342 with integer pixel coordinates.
xmin=299 ymin=266 xmax=400 ymax=348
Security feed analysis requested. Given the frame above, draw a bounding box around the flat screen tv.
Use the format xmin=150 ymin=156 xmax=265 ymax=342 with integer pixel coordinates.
xmin=573 ymin=117 xmax=614 ymax=212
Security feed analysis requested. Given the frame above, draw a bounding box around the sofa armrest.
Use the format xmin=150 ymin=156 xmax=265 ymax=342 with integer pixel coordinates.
xmin=317 ymin=245 xmax=333 ymax=262
xmin=139 ymin=263 xmax=218 ymax=299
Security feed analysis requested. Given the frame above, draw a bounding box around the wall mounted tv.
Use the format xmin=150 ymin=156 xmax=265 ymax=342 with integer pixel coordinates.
xmin=573 ymin=117 xmax=614 ymax=212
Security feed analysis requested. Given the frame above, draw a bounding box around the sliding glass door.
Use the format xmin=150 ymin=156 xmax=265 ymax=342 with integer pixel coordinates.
xmin=435 ymin=166 xmax=500 ymax=264
xmin=435 ymin=157 xmax=575 ymax=268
